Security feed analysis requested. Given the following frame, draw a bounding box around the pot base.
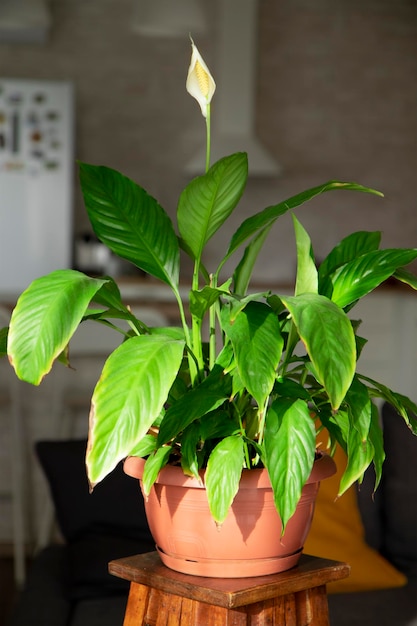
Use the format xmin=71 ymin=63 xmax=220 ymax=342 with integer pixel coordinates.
xmin=156 ymin=545 xmax=302 ymax=578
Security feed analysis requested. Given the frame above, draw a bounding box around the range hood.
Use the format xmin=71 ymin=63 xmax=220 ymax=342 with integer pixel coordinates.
xmin=0 ymin=0 xmax=51 ymax=43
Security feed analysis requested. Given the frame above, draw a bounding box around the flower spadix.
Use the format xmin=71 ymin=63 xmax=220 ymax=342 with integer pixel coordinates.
xmin=186 ymin=38 xmax=216 ymax=118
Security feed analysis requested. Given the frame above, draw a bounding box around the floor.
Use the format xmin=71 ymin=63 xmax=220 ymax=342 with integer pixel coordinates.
xmin=0 ymin=553 xmax=31 ymax=626
xmin=0 ymin=557 xmax=17 ymax=626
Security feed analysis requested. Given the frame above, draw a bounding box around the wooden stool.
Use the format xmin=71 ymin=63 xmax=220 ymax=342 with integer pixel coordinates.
xmin=109 ymin=551 xmax=350 ymax=625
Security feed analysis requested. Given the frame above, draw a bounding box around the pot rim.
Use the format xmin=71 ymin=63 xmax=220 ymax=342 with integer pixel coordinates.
xmin=123 ymin=449 xmax=336 ymax=488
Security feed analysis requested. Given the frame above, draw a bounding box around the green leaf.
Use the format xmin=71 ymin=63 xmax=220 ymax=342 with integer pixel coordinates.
xmin=393 ymin=267 xmax=417 ymax=290
xmin=157 ymin=363 xmax=232 ymax=445
xmin=127 ymin=433 xmax=157 ymax=458
xmin=205 ymin=436 xmax=244 ymax=524
xmin=222 ymin=291 xmax=271 ymax=324
xmin=280 ymin=293 xmax=356 ymax=409
xmin=177 ymin=153 xmax=248 ymax=262
xmin=0 ymin=326 xmax=8 ymax=358
xmin=345 ymin=377 xmax=373 ymax=444
xmin=356 ymin=377 xmax=417 ymax=436
xmin=232 ymin=225 xmax=273 ymax=296
xmin=180 ymin=422 xmax=202 ymax=479
xmin=265 ymin=398 xmax=316 ymax=530
xmin=86 ymin=335 xmax=185 ymax=486
xmin=274 ymin=378 xmax=311 ymax=401
xmin=321 ymin=231 xmax=381 ymax=281
xmin=293 ymin=214 xmax=318 ymax=296
xmin=142 ymin=446 xmax=172 ymax=496
xmin=8 ymin=270 xmax=108 ymax=385
xmin=318 ymin=231 xmax=381 ymax=285
xmin=189 ymin=281 xmax=231 ymax=320
xmin=221 ymin=301 xmax=283 ymax=408
xmin=199 ymin=410 xmax=239 ymax=441
xmin=149 ymin=326 xmax=185 ymax=340
xmin=368 ymin=403 xmax=385 ymax=490
xmin=339 ymin=413 xmax=374 ymax=495
xmin=180 ymin=409 xmax=240 ymax=479
xmin=91 ymin=276 xmax=125 ymax=309
xmin=329 ymin=249 xmax=417 ymax=308
xmin=79 ymin=163 xmax=180 ymax=288
xmin=225 ymin=181 xmax=382 ymax=265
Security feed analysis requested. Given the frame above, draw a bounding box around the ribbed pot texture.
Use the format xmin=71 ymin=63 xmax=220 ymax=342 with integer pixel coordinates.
xmin=123 ymin=453 xmax=336 ymax=578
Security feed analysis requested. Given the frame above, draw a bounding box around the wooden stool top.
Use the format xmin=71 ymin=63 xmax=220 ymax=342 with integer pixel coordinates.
xmin=109 ymin=551 xmax=350 ymax=609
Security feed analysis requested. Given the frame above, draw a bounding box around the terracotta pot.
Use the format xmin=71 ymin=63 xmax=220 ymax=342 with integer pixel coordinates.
xmin=124 ymin=452 xmax=336 ymax=578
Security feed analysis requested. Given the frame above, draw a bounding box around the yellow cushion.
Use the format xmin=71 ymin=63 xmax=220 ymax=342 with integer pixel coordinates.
xmin=304 ymin=444 xmax=407 ymax=593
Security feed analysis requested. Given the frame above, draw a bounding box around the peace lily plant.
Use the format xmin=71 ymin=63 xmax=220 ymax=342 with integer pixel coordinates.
xmin=4 ymin=40 xmax=417 ymax=532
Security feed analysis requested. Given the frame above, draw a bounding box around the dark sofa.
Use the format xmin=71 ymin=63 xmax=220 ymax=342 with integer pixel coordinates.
xmin=7 ymin=403 xmax=417 ymax=626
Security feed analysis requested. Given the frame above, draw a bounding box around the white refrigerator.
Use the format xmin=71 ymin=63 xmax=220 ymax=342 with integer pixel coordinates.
xmin=0 ymin=77 xmax=74 ymax=296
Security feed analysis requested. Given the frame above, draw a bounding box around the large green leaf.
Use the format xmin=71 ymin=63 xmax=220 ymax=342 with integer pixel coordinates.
xmin=280 ymin=293 xmax=356 ymax=409
xmin=225 ymin=181 xmax=382 ymax=265
xmin=205 ymin=435 xmax=244 ymax=524
xmin=344 ymin=377 xmax=373 ymax=444
xmin=265 ymin=398 xmax=316 ymax=530
xmin=318 ymin=231 xmax=381 ymax=284
xmin=86 ymin=334 xmax=185 ymax=486
xmin=339 ymin=413 xmax=374 ymax=495
xmin=177 ymin=153 xmax=248 ymax=262
xmin=79 ymin=163 xmax=180 ymax=288
xmin=8 ymin=270 xmax=107 ymax=384
xmin=180 ymin=422 xmax=203 ymax=479
xmin=329 ymin=249 xmax=417 ymax=308
xmin=221 ymin=301 xmax=283 ymax=408
xmin=142 ymin=446 xmax=173 ymax=496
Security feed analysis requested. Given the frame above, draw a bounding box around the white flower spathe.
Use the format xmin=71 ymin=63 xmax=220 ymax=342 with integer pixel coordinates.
xmin=186 ymin=38 xmax=216 ymax=118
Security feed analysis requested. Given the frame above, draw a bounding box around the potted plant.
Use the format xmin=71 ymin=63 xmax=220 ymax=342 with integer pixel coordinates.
xmin=3 ymin=40 xmax=417 ymax=577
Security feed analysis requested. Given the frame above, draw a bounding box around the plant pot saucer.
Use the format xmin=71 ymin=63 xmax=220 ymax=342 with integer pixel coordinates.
xmin=156 ymin=545 xmax=302 ymax=578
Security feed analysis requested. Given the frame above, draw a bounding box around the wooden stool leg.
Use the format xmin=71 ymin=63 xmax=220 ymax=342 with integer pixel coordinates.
xmin=295 ymin=586 xmax=330 ymax=626
xmin=123 ymin=583 xmax=150 ymax=626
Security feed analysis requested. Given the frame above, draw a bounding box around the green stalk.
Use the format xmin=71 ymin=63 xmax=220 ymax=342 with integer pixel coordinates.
xmin=256 ymin=400 xmax=269 ymax=447
xmin=235 ymin=402 xmax=251 ymax=469
xmin=205 ymin=103 xmax=211 ymax=173
xmin=209 ymin=274 xmax=217 ymax=370
xmin=205 ymin=103 xmax=218 ymax=370
xmin=190 ymin=258 xmax=204 ymax=381
xmin=172 ymin=285 xmax=199 ymax=383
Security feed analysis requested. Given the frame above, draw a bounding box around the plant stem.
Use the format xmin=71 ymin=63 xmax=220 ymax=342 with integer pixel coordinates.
xmin=172 ymin=285 xmax=199 ymax=383
xmin=236 ymin=405 xmax=251 ymax=469
xmin=205 ymin=103 xmax=211 ymax=173
xmin=209 ymin=274 xmax=217 ymax=370
xmin=190 ymin=259 xmax=204 ymax=381
xmin=256 ymin=401 xmax=269 ymax=447
xmin=205 ymin=105 xmax=218 ymax=370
